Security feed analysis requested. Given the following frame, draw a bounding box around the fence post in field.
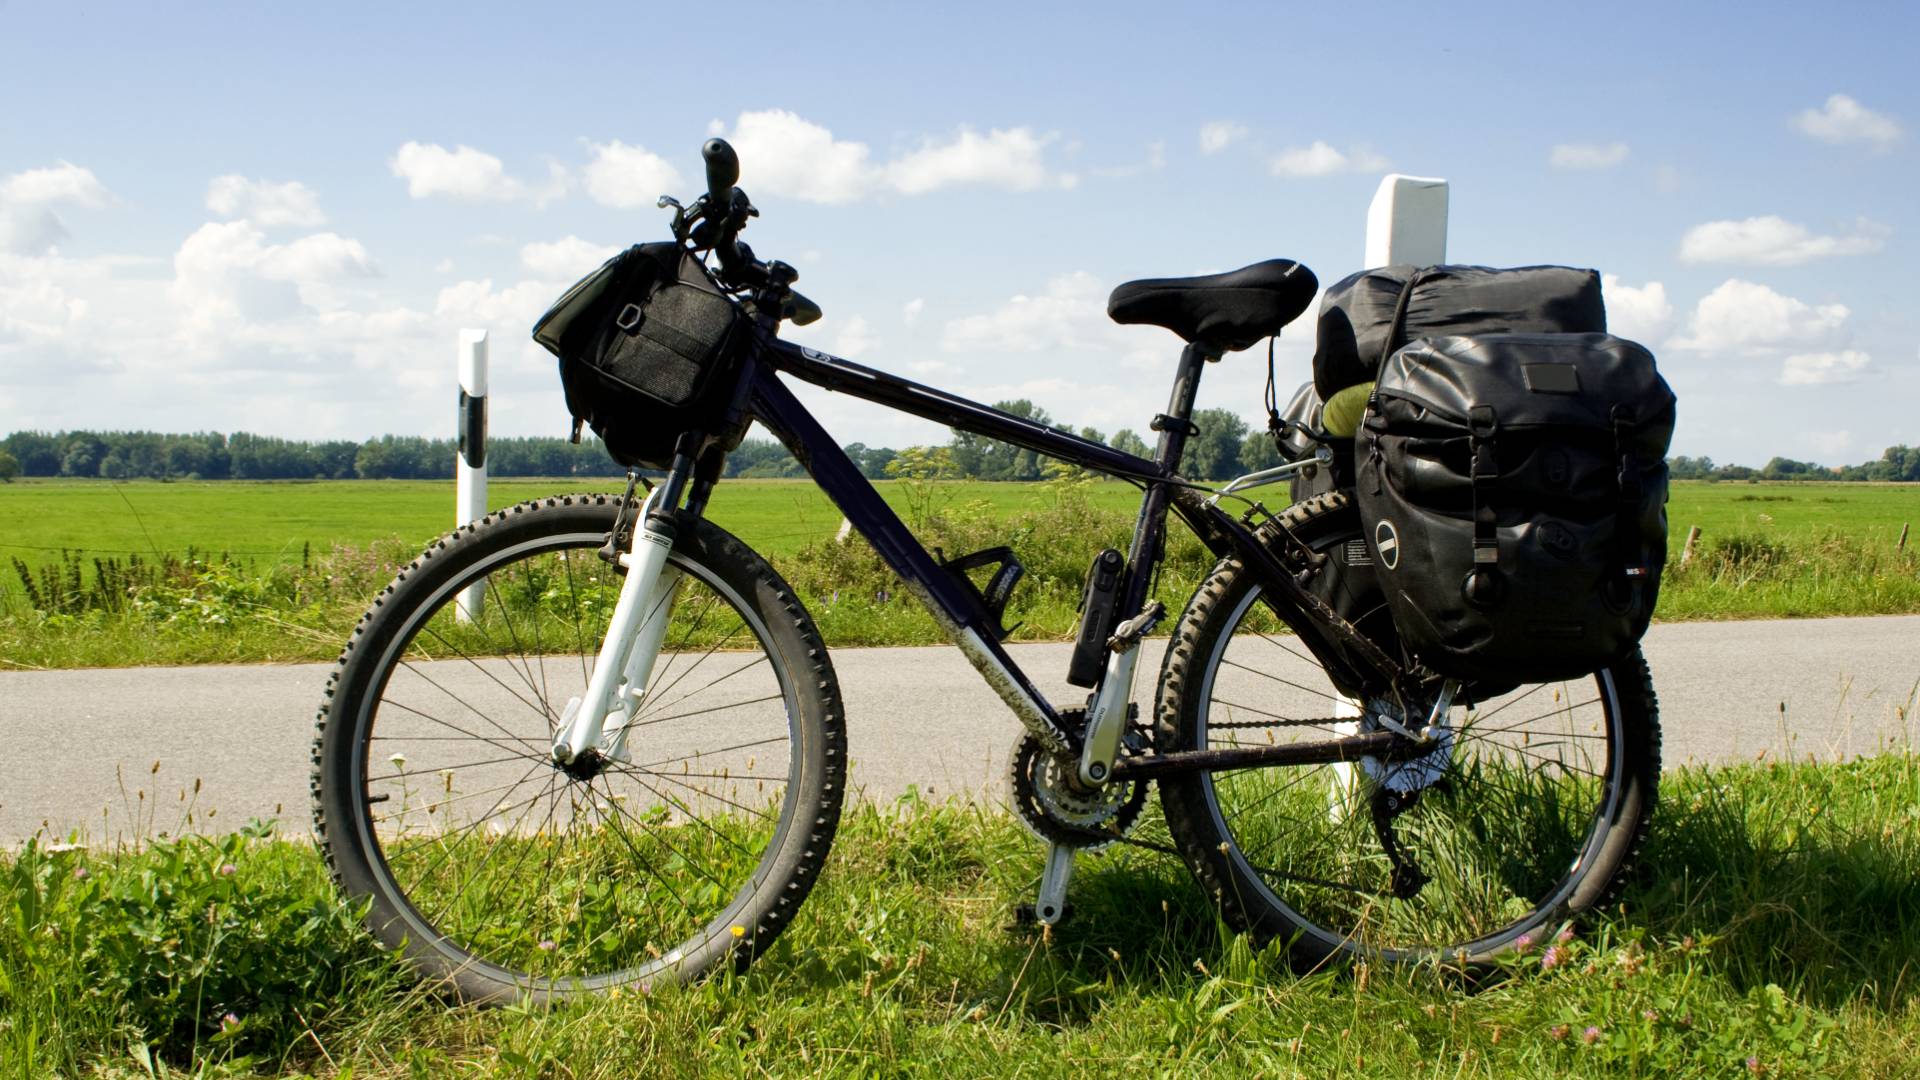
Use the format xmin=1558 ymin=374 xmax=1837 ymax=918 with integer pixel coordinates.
xmin=455 ymin=329 xmax=489 ymax=624
xmin=1899 ymin=522 xmax=1910 ymax=552
xmin=1681 ymin=525 xmax=1701 ymax=567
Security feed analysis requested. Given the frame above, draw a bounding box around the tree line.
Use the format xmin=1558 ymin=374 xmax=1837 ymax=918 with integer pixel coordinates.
xmin=3 ymin=415 xmax=1917 ymax=484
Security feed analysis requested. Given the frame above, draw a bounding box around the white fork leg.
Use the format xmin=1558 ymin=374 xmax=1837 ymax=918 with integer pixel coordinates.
xmin=553 ymin=488 xmax=676 ymax=764
xmin=602 ymin=567 xmax=684 ymax=763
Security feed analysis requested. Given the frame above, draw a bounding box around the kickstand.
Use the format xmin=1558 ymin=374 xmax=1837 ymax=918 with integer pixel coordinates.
xmin=1021 ymin=841 xmax=1076 ymax=926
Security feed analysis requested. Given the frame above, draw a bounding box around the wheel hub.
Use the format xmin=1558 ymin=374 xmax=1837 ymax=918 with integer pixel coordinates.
xmin=1360 ymin=695 xmax=1454 ymax=795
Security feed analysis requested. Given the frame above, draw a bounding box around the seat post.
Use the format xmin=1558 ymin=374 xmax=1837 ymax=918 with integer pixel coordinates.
xmin=1152 ymin=341 xmax=1215 ymax=472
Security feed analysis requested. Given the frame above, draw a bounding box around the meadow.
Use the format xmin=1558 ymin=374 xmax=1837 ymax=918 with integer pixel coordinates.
xmin=2 ymin=477 xmax=1917 ymax=669
xmin=3 ymin=751 xmax=1918 ymax=1077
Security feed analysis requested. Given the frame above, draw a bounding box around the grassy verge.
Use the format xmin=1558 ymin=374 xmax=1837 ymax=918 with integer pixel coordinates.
xmin=3 ymin=480 xmax=1917 ymax=670
xmin=5 ymin=753 xmax=1918 ymax=1077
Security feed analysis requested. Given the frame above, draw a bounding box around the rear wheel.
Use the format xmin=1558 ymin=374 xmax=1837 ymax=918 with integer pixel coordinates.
xmin=312 ymin=495 xmax=845 ymax=1002
xmin=1157 ymin=492 xmax=1659 ymax=967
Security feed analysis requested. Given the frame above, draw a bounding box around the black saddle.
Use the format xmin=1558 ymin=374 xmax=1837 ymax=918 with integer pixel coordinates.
xmin=1107 ymin=259 xmax=1318 ymax=353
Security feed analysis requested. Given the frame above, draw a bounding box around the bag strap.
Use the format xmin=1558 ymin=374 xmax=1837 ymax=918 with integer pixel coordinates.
xmin=1611 ymin=405 xmax=1647 ymax=581
xmin=1462 ymin=404 xmax=1505 ymax=608
xmin=1376 ymin=267 xmax=1430 ymax=373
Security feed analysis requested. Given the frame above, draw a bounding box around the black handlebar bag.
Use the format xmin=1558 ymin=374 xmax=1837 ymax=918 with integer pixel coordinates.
xmin=1357 ymin=332 xmax=1675 ymax=684
xmin=533 ymin=242 xmax=745 ymax=469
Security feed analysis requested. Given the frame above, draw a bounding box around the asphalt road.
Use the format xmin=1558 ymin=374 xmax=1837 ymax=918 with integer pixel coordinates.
xmin=3 ymin=614 xmax=1916 ymax=844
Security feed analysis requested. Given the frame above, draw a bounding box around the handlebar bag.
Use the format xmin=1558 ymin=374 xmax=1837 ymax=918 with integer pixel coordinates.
xmin=1313 ymin=265 xmax=1606 ymax=400
xmin=1356 ymin=332 xmax=1674 ymax=684
xmin=533 ymin=242 xmax=745 ymax=468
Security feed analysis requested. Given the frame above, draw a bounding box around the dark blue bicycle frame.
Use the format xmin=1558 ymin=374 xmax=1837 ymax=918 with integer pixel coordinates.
xmin=736 ymin=334 xmax=1399 ymax=756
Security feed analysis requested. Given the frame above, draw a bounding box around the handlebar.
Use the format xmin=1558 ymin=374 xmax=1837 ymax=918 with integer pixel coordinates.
xmin=676 ymin=138 xmax=820 ymax=325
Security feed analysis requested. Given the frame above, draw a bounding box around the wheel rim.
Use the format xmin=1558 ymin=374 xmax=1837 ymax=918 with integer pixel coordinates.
xmin=347 ymin=528 xmax=802 ymax=991
xmin=1195 ymin=583 xmax=1626 ymax=960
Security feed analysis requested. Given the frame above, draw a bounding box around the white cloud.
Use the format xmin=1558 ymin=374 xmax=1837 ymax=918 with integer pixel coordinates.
xmin=901 ymin=298 xmax=925 ymax=326
xmin=1780 ymin=350 xmax=1871 ymax=386
xmin=1791 ymin=94 xmax=1901 ymax=150
xmin=582 ymin=140 xmax=683 ymax=209
xmin=1 ymin=162 xmax=113 ymax=207
xmin=1672 ymin=279 xmax=1849 ymax=353
xmin=711 ymin=110 xmax=1075 ymax=203
xmin=205 ymin=175 xmax=326 ymax=227
xmin=1199 ymin=121 xmax=1248 ymax=154
xmin=434 ymin=277 xmax=558 ymax=331
xmin=833 ymin=315 xmax=877 ymax=358
xmin=1601 ymin=275 xmax=1674 ymax=345
xmin=170 ymin=221 xmax=376 ymax=338
xmin=941 ymin=271 xmax=1109 ymax=354
xmin=389 ymin=142 xmax=568 ymax=206
xmin=1268 ymin=141 xmax=1389 ymax=178
xmin=721 ymin=110 xmax=878 ymax=204
xmin=1804 ymin=429 xmax=1854 ymax=458
xmin=0 ymin=162 xmax=114 ymax=255
xmin=1549 ymin=142 xmax=1630 ymax=170
xmin=887 ymin=127 xmax=1075 ymax=193
xmin=1678 ymin=215 xmax=1887 ymax=266
xmin=519 ymin=236 xmax=620 ymax=279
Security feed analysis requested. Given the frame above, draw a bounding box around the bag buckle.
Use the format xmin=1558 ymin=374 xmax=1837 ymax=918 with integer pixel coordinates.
xmin=614 ymin=303 xmax=645 ymax=332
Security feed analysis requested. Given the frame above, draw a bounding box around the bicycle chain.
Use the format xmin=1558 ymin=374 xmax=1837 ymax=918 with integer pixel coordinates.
xmin=1206 ymin=715 xmax=1357 ymax=730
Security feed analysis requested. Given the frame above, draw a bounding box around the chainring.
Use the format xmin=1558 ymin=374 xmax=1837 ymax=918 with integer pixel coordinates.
xmin=1009 ymin=707 xmax=1147 ymax=850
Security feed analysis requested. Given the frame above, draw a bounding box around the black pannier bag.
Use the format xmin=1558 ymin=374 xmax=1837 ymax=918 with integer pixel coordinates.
xmin=1313 ymin=264 xmax=1607 ymax=399
xmin=1357 ymin=332 xmax=1675 ymax=684
xmin=532 ymin=242 xmax=745 ymax=469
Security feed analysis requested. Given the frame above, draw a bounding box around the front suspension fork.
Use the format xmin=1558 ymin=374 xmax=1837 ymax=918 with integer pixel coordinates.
xmin=552 ymin=484 xmax=684 ymax=765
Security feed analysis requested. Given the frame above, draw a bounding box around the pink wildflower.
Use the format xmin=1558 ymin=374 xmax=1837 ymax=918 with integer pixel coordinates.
xmin=1541 ymin=944 xmax=1566 ymax=970
xmin=1548 ymin=1024 xmax=1570 ymax=1041
xmin=1556 ymin=926 xmax=1575 ymax=944
xmin=217 ymin=863 xmax=236 ymax=877
xmin=1514 ymin=933 xmax=1535 ymax=953
xmin=1582 ymin=1025 xmax=1601 ymax=1045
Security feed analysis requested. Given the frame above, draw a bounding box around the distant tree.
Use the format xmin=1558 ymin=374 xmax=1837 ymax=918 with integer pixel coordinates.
xmin=60 ymin=433 xmax=106 ymax=478
xmin=1239 ymin=429 xmax=1282 ymax=472
xmin=2 ymin=432 xmax=60 ymax=476
xmin=1109 ymin=428 xmax=1151 ymax=459
xmin=950 ymin=399 xmax=1053 ymax=480
xmin=1186 ymin=408 xmax=1250 ymax=480
xmin=0 ymin=449 xmax=19 ymax=483
xmin=1077 ymin=426 xmax=1106 ymax=446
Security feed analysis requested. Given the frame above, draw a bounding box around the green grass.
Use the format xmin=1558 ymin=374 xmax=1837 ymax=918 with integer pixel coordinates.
xmin=2 ymin=478 xmax=1917 ymax=670
xmin=5 ymin=753 xmax=1918 ymax=1077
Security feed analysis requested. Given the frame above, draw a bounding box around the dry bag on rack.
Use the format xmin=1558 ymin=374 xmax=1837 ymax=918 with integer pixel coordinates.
xmin=532 ymin=242 xmax=745 ymax=469
xmin=1313 ymin=264 xmax=1606 ymax=399
xmin=1357 ymin=332 xmax=1675 ymax=684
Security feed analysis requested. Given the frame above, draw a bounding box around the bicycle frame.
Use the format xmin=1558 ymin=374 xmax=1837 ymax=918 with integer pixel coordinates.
xmin=551 ymin=329 xmax=1414 ymax=785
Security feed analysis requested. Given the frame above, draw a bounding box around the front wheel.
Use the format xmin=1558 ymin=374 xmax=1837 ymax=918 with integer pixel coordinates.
xmin=311 ymin=494 xmax=846 ymax=1003
xmin=1156 ymin=492 xmax=1659 ymax=967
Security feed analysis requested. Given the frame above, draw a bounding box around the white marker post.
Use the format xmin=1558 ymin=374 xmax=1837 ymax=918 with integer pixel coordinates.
xmin=1364 ymin=174 xmax=1449 ymax=268
xmin=455 ymin=329 xmax=489 ymax=624
xmin=1331 ymin=174 xmax=1451 ymax=818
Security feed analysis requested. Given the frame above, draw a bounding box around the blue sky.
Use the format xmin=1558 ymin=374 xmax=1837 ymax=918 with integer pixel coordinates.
xmin=2 ymin=0 xmax=1914 ymax=465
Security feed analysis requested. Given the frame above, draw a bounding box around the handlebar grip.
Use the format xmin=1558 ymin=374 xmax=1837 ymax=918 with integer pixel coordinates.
xmin=702 ymin=138 xmax=739 ymax=208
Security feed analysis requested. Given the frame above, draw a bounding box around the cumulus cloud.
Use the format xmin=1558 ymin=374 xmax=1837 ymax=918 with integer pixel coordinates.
xmin=1601 ymin=275 xmax=1674 ymax=345
xmin=1678 ymin=215 xmax=1887 ymax=266
xmin=1199 ymin=121 xmax=1248 ymax=154
xmin=205 ymin=176 xmax=326 ymax=227
xmin=1268 ymin=141 xmax=1389 ymax=178
xmin=941 ymin=271 xmax=1109 ymax=354
xmin=389 ymin=142 xmax=568 ymax=206
xmin=1549 ymin=142 xmax=1630 ymax=170
xmin=1791 ymin=94 xmax=1901 ymax=150
xmin=0 ymin=162 xmax=115 ymax=255
xmin=710 ymin=110 xmax=1075 ymax=203
xmin=582 ymin=140 xmax=683 ymax=209
xmin=519 ymin=236 xmax=620 ymax=279
xmin=833 ymin=315 xmax=878 ymax=358
xmin=902 ymin=298 xmax=925 ymax=326
xmin=1671 ymin=279 xmax=1849 ymax=353
xmin=1780 ymin=350 xmax=1871 ymax=386
xmin=170 ymin=221 xmax=377 ymax=337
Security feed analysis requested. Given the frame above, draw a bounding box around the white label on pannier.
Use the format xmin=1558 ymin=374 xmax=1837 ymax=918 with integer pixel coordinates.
xmin=1374 ymin=520 xmax=1400 ymax=571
